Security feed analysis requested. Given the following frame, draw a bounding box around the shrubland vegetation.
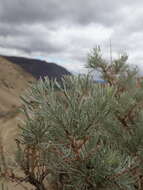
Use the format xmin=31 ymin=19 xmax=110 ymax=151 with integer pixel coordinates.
xmin=1 ymin=47 xmax=143 ymax=190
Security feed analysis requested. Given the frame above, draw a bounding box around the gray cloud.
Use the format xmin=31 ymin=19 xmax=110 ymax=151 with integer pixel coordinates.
xmin=0 ymin=0 xmax=131 ymax=25
xmin=0 ymin=0 xmax=142 ymax=73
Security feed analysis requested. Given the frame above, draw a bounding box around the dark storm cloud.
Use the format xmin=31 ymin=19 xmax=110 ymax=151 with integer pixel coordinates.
xmin=0 ymin=0 xmax=62 ymax=24
xmin=0 ymin=0 xmax=132 ymax=25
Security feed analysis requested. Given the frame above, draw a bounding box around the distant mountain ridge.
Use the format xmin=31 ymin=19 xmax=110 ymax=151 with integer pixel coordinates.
xmin=2 ymin=55 xmax=71 ymax=80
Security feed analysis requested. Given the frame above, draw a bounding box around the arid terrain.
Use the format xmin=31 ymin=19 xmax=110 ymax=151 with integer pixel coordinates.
xmin=0 ymin=56 xmax=70 ymax=189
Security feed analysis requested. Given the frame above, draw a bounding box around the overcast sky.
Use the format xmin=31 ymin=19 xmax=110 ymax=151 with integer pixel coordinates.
xmin=0 ymin=0 xmax=143 ymax=73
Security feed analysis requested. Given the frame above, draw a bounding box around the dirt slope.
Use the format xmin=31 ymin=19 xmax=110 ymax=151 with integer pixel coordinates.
xmin=0 ymin=56 xmax=71 ymax=189
xmin=0 ymin=56 xmax=35 ymax=143
xmin=0 ymin=57 xmax=35 ymax=189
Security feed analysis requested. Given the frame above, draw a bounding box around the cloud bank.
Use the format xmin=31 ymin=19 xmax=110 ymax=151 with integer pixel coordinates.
xmin=0 ymin=0 xmax=143 ymax=73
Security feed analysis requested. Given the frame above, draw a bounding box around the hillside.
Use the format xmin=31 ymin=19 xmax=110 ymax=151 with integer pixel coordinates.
xmin=0 ymin=55 xmax=71 ymax=189
xmin=0 ymin=55 xmax=71 ymax=111
xmin=2 ymin=55 xmax=71 ymax=80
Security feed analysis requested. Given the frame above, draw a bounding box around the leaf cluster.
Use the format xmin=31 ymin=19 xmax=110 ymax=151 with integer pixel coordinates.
xmin=15 ymin=47 xmax=143 ymax=190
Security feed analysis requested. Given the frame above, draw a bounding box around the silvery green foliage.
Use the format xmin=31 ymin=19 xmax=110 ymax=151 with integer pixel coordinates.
xmin=18 ymin=48 xmax=143 ymax=190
